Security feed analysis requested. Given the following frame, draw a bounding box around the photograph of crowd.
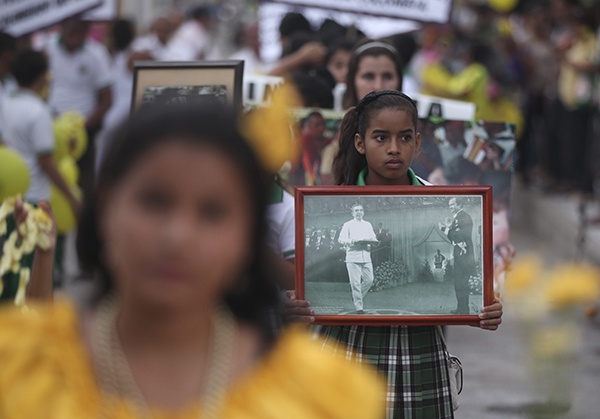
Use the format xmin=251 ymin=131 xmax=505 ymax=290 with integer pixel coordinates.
xmin=141 ymin=84 xmax=227 ymax=105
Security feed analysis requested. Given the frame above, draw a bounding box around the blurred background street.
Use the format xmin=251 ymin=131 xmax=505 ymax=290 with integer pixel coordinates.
xmin=447 ymin=178 xmax=600 ymax=419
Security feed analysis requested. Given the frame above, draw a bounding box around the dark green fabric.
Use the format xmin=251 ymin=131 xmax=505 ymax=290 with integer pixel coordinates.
xmin=357 ymin=167 xmax=423 ymax=186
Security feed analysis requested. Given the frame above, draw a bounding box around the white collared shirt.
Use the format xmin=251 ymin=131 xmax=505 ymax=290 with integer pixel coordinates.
xmin=46 ymin=37 xmax=112 ymax=117
xmin=338 ymin=218 xmax=377 ymax=263
xmin=0 ymin=89 xmax=54 ymax=201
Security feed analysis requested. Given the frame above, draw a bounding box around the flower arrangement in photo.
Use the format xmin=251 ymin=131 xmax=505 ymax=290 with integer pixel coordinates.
xmin=504 ymin=255 xmax=600 ymax=411
xmin=371 ymin=259 xmax=409 ymax=292
xmin=468 ymin=274 xmax=483 ymax=295
xmin=0 ymin=196 xmax=53 ymax=305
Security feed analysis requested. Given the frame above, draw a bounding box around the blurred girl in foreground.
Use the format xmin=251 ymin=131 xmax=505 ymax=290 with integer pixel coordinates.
xmin=0 ymin=102 xmax=384 ymax=418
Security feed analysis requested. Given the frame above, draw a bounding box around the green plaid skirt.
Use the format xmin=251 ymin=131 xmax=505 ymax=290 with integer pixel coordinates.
xmin=319 ymin=325 xmax=454 ymax=419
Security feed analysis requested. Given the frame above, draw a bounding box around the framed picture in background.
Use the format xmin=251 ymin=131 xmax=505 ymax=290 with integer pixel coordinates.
xmin=295 ymin=185 xmax=494 ymax=326
xmin=131 ymin=60 xmax=244 ymax=112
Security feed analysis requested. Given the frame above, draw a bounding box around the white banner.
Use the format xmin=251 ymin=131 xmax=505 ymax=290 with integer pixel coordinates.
xmin=83 ymin=0 xmax=117 ymax=21
xmin=243 ymin=75 xmax=475 ymax=121
xmin=0 ymin=0 xmax=102 ymax=37
xmin=269 ymin=0 xmax=453 ymax=23
xmin=413 ymin=93 xmax=475 ymax=121
xmin=244 ymin=75 xmax=286 ymax=107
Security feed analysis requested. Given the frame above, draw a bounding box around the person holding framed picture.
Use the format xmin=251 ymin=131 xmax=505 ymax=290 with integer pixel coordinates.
xmin=0 ymin=102 xmax=385 ymax=418
xmin=286 ymin=87 xmax=503 ymax=418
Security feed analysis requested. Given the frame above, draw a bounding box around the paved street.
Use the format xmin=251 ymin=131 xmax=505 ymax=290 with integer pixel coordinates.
xmin=447 ymin=180 xmax=600 ymax=418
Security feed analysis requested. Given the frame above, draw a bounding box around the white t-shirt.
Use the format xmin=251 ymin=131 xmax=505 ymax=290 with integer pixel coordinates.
xmin=95 ymin=50 xmax=133 ymax=171
xmin=266 ymin=186 xmax=295 ymax=260
xmin=229 ymin=47 xmax=270 ymax=76
xmin=167 ymin=20 xmax=210 ymax=61
xmin=0 ymin=77 xmax=18 ymax=139
xmin=46 ymin=37 xmax=112 ymax=118
xmin=0 ymin=89 xmax=54 ymax=201
xmin=131 ymin=33 xmax=178 ymax=61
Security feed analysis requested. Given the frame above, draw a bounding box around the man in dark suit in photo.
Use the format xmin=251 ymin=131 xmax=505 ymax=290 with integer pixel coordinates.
xmin=440 ymin=197 xmax=476 ymax=314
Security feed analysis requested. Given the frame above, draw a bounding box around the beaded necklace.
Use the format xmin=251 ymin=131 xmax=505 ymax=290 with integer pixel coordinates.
xmin=93 ymin=297 xmax=235 ymax=418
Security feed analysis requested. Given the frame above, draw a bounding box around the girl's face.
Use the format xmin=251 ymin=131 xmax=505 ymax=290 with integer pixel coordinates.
xmin=354 ymin=55 xmax=400 ymax=101
xmin=355 ymin=108 xmax=421 ymax=186
xmin=327 ymin=49 xmax=351 ymax=84
xmin=100 ymin=140 xmax=254 ymax=310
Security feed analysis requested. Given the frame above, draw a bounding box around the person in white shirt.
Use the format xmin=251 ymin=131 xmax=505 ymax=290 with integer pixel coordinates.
xmin=167 ymin=6 xmax=216 ymax=61
xmin=0 ymin=49 xmax=82 ymax=300
xmin=95 ymin=18 xmax=137 ymax=171
xmin=229 ymin=21 xmax=270 ymax=76
xmin=131 ymin=15 xmax=179 ymax=61
xmin=44 ymin=17 xmax=113 ymax=201
xmin=337 ymin=203 xmax=378 ymax=313
xmin=46 ymin=18 xmax=112 ymax=134
xmin=1 ymin=49 xmax=80 ymax=212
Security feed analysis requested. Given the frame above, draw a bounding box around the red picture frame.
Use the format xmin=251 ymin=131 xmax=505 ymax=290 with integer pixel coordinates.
xmin=295 ymin=185 xmax=493 ymax=326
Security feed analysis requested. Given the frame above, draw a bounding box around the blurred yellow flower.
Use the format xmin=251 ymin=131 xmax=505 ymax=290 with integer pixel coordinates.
xmin=1 ymin=196 xmax=54 ymax=306
xmin=544 ymin=264 xmax=600 ymax=309
xmin=0 ymin=196 xmax=16 ymax=221
xmin=503 ymin=255 xmax=542 ymax=297
xmin=506 ymin=255 xmax=600 ymax=408
xmin=1 ymin=232 xmax=23 ymax=274
xmin=240 ymin=83 xmax=301 ymax=173
xmin=14 ymin=267 xmax=30 ymax=307
xmin=506 ymin=256 xmax=600 ymax=310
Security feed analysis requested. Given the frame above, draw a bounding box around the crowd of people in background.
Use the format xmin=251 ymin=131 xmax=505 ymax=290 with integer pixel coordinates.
xmin=2 ymin=0 xmax=592 ymax=305
xmin=2 ymin=0 xmax=599 ymax=199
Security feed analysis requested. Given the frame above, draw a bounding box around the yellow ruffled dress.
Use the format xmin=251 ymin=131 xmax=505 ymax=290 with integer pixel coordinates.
xmin=0 ymin=300 xmax=385 ymax=418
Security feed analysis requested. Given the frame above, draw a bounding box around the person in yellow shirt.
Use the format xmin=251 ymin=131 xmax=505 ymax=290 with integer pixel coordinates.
xmin=421 ymin=39 xmax=490 ymax=117
xmin=421 ymin=39 xmax=523 ymax=137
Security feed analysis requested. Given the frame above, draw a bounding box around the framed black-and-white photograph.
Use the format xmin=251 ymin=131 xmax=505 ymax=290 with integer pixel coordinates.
xmin=131 ymin=60 xmax=244 ymax=112
xmin=295 ymin=185 xmax=493 ymax=326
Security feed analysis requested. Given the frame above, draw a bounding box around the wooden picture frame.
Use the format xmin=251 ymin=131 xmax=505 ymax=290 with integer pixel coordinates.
xmin=131 ymin=60 xmax=244 ymax=113
xmin=295 ymin=185 xmax=493 ymax=326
